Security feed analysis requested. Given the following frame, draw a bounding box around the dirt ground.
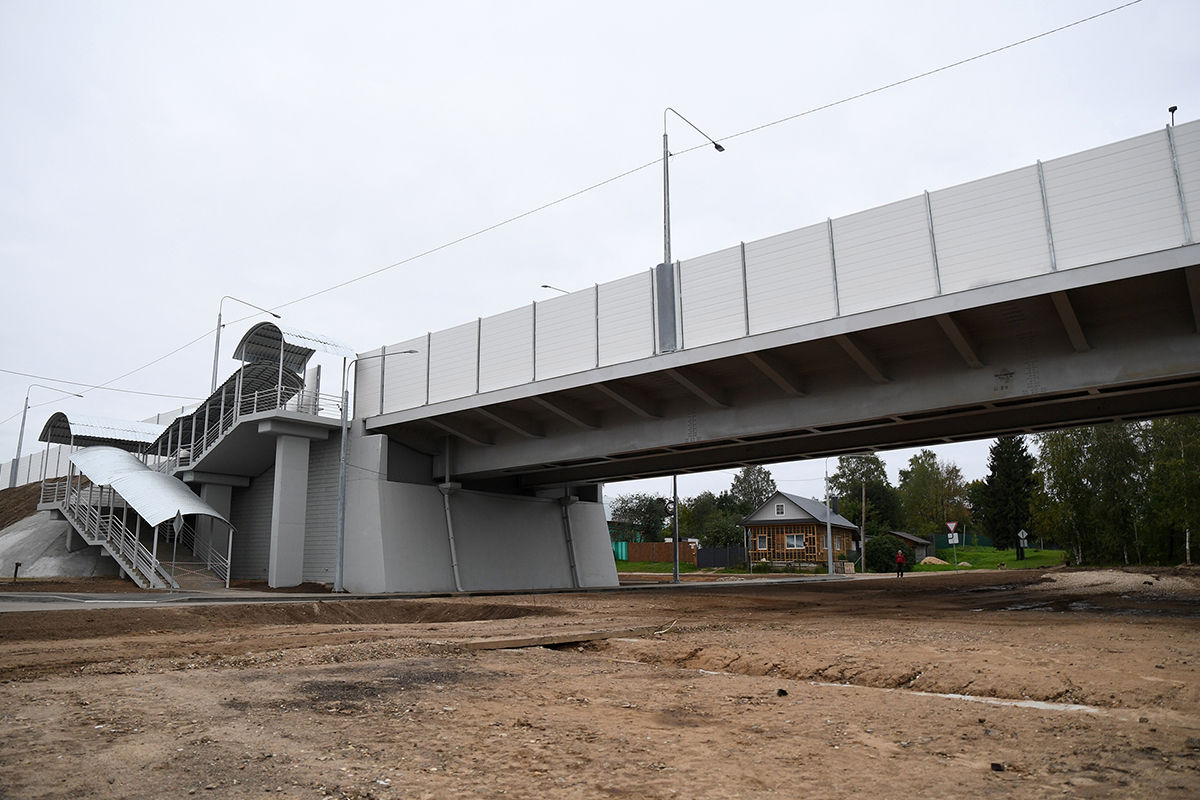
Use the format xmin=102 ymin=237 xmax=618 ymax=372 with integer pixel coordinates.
xmin=1 ymin=568 xmax=1198 ymax=799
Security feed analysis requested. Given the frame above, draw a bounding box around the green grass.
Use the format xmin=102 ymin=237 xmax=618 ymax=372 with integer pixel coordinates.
xmin=614 ymin=559 xmax=700 ymax=573
xmin=908 ymin=546 xmax=1068 ymax=571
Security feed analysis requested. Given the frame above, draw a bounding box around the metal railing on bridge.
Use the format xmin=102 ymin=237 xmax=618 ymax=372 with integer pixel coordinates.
xmin=151 ymin=381 xmax=342 ymax=475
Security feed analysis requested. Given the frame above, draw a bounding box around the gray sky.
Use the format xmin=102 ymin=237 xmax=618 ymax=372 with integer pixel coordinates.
xmin=2 ymin=0 xmax=1197 ymax=499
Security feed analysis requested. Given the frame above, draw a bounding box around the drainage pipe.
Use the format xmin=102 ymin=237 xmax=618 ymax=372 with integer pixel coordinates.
xmin=441 ymin=437 xmax=464 ymax=592
xmin=560 ymin=492 xmax=580 ymax=588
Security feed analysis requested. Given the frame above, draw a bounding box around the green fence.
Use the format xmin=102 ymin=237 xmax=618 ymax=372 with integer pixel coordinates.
xmin=932 ymin=532 xmax=992 ymax=549
xmin=612 ymin=541 xmax=628 ymax=560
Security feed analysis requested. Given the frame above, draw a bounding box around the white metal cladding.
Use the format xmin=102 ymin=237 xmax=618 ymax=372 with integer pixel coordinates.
xmin=535 ymin=291 xmax=597 ymax=380
xmin=744 ymin=222 xmax=836 ymax=335
xmin=359 ymin=121 xmax=1200 ymax=417
xmin=929 ymin=164 xmax=1051 ymax=293
xmin=230 ymin=464 xmax=274 ymax=580
xmin=598 ymin=272 xmax=654 ymax=366
xmin=380 ymin=337 xmax=427 ymax=413
xmin=833 ymin=195 xmax=938 ymax=316
xmin=355 ymin=348 xmax=384 ymax=416
xmin=302 ymin=434 xmax=340 ymax=583
xmin=1042 ymin=129 xmax=1185 ymax=271
xmin=1172 ymin=121 xmax=1200 ymax=235
xmin=428 ymin=321 xmax=479 ymax=404
xmin=69 ymin=446 xmax=231 ymax=527
xmin=680 ymin=245 xmax=746 ymax=348
xmin=480 ymin=306 xmax=534 ymax=393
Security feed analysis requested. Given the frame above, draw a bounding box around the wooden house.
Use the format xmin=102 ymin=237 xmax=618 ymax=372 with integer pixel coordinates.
xmin=741 ymin=491 xmax=859 ymax=566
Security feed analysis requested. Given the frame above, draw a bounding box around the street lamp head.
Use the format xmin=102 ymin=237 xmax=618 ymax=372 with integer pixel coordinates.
xmin=712 ymin=142 xmax=725 ymax=153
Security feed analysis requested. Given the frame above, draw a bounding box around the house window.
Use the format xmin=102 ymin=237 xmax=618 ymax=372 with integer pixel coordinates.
xmin=785 ymin=534 xmax=804 ymax=549
xmin=774 ymin=503 xmax=785 ymax=516
xmin=757 ymin=535 xmax=768 ymax=550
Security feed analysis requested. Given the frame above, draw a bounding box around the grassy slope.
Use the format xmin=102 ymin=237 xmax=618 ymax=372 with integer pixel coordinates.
xmin=0 ymin=483 xmax=43 ymax=531
xmin=912 ymin=546 xmax=1067 ymax=571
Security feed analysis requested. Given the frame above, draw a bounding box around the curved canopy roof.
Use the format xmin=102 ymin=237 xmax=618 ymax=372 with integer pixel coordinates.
xmin=233 ymin=322 xmax=354 ymax=374
xmin=39 ymin=413 xmax=166 ymax=452
xmin=69 ymin=446 xmax=232 ymax=528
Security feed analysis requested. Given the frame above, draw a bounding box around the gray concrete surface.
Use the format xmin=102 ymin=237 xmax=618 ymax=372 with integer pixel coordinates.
xmin=0 ymin=511 xmax=119 ymax=581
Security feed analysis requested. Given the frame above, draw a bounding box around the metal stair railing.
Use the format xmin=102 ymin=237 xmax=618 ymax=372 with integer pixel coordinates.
xmin=40 ymin=476 xmax=69 ymax=505
xmin=58 ymin=485 xmax=174 ymax=590
xmin=159 ymin=519 xmax=232 ymax=587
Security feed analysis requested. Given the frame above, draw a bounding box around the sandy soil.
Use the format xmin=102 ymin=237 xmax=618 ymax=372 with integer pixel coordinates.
xmin=1 ymin=567 xmax=1199 ymax=799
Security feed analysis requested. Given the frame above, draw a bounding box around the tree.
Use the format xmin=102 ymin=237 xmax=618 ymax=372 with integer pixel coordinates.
xmin=1142 ymin=417 xmax=1200 ymax=566
xmin=864 ymin=534 xmax=914 ymax=574
xmin=608 ymin=492 xmax=668 ymax=542
xmin=974 ymin=436 xmax=1036 ymax=549
xmin=729 ymin=465 xmax=777 ymax=514
xmin=897 ymin=449 xmax=970 ymax=537
xmin=678 ymin=490 xmax=743 ymax=547
xmin=1036 ymin=428 xmax=1093 ymax=565
xmin=1032 ymin=416 xmax=1200 ymax=567
xmin=829 ymin=454 xmax=902 ymax=539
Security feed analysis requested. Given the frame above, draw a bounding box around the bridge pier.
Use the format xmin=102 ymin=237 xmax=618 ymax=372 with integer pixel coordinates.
xmin=343 ymin=432 xmax=617 ymax=593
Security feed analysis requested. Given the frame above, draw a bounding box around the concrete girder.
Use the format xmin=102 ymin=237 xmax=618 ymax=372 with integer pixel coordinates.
xmin=666 ymin=367 xmax=730 ymax=409
xmin=594 ymin=381 xmax=662 ymax=419
xmin=476 ymin=407 xmax=544 ymax=439
xmin=530 ymin=396 xmax=601 ymax=430
xmin=427 ymin=417 xmax=494 ymax=447
xmin=1187 ymin=264 xmax=1200 ymax=332
xmin=935 ymin=314 xmax=984 ymax=369
xmin=835 ymin=334 xmax=889 ymax=384
xmin=1051 ymin=291 xmax=1090 ymax=353
xmin=744 ymin=351 xmax=806 ymax=397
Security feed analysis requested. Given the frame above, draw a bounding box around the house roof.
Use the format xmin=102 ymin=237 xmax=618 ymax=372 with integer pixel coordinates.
xmin=886 ymin=530 xmax=932 ymax=546
xmin=742 ymin=490 xmax=859 ymax=531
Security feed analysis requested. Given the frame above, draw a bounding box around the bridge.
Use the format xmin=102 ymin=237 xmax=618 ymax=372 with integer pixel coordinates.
xmin=356 ymin=121 xmax=1200 ymax=492
xmin=16 ymin=120 xmax=1200 ymax=595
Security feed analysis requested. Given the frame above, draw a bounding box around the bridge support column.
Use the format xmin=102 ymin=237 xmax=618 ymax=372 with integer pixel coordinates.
xmin=181 ymin=471 xmax=249 ymax=572
xmin=257 ymin=418 xmax=331 ymax=588
xmin=269 ymin=434 xmax=310 ymax=587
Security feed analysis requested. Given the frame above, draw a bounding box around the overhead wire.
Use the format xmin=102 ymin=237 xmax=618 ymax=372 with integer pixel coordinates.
xmin=18 ymin=0 xmax=1145 ymax=404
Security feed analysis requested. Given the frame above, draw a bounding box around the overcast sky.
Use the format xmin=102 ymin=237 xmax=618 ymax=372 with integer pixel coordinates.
xmin=2 ymin=0 xmax=1197 ymax=500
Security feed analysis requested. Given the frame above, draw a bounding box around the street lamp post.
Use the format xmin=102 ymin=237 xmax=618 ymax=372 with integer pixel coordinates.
xmin=662 ymin=108 xmax=725 ymax=268
xmin=211 ymin=295 xmax=281 ymax=393
xmin=334 ymin=349 xmax=419 ymax=592
xmin=9 ymin=384 xmax=84 ymax=488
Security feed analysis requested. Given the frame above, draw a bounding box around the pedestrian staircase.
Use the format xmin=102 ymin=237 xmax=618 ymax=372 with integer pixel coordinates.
xmin=39 ymin=479 xmax=229 ymax=590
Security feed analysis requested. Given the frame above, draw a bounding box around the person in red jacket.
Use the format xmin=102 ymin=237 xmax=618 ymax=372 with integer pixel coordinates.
xmin=895 ymin=549 xmax=906 ymax=578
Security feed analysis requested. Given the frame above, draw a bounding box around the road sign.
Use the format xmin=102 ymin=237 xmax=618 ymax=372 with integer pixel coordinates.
xmin=947 ymin=532 xmax=959 ymax=545
xmin=173 ymin=511 xmax=184 ymax=536
xmin=1018 ymin=529 xmax=1028 ymax=541
xmin=947 ymin=521 xmax=958 ymax=532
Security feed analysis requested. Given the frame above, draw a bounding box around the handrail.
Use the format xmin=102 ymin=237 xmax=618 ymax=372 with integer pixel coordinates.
xmin=151 ymin=379 xmax=341 ymax=475
xmin=159 ymin=518 xmax=230 ymax=585
xmin=57 ymin=485 xmax=174 ymax=589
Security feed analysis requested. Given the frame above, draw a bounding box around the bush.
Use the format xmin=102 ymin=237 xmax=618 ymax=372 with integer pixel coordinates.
xmin=865 ymin=535 xmax=915 ymax=574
